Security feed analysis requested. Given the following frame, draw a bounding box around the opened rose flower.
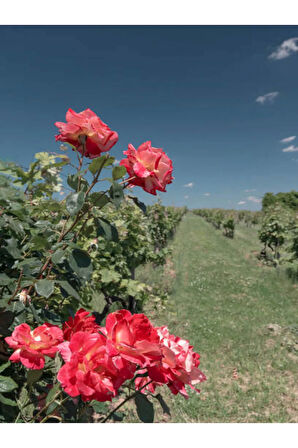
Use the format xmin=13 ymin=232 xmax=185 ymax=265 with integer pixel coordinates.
xmin=103 ymin=309 xmax=162 ymax=367
xmin=120 ymin=141 xmax=173 ymax=195
xmin=55 ymin=108 xmax=118 ymax=159
xmin=57 ymin=331 xmax=135 ymax=402
xmin=62 ymin=308 xmax=100 ymax=341
xmin=5 ymin=323 xmax=63 ymax=370
xmin=145 ymin=326 xmax=206 ymax=398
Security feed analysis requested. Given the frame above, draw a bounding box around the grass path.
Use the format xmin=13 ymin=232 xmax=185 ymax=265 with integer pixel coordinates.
xmin=141 ymin=213 xmax=298 ymax=422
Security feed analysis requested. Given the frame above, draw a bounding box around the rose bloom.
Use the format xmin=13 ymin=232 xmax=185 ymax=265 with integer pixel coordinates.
xmin=57 ymin=331 xmax=135 ymax=402
xmin=63 ymin=308 xmax=99 ymax=341
xmin=103 ymin=310 xmax=162 ymax=367
xmin=55 ymin=108 xmax=118 ymax=159
xmin=145 ymin=326 xmax=206 ymax=398
xmin=5 ymin=323 xmax=63 ymax=370
xmin=120 ymin=141 xmax=173 ymax=195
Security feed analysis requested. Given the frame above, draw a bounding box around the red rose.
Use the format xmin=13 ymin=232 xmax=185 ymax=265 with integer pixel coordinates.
xmin=55 ymin=108 xmax=118 ymax=159
xmin=146 ymin=326 xmax=206 ymax=398
xmin=120 ymin=141 xmax=173 ymax=195
xmin=5 ymin=323 xmax=63 ymax=370
xmin=104 ymin=310 xmax=162 ymax=367
xmin=62 ymin=308 xmax=99 ymax=341
xmin=57 ymin=331 xmax=135 ymax=402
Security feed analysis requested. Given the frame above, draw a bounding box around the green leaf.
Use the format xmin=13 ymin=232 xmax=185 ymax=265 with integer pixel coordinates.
xmin=0 ymin=309 xmax=15 ymax=336
xmin=58 ymin=280 xmax=80 ymax=301
xmin=112 ymin=165 xmax=127 ymax=180
xmin=52 ymin=248 xmax=65 ymax=265
xmin=68 ymin=249 xmax=93 ymax=280
xmin=155 ymin=393 xmax=171 ymax=416
xmin=4 ymin=237 xmax=21 ymax=259
xmin=67 ymin=173 xmax=79 ymax=190
xmin=35 ymin=279 xmax=55 ymax=299
xmin=89 ymin=192 xmax=110 ymax=208
xmin=95 ymin=217 xmax=119 ymax=242
xmin=100 ymin=268 xmax=121 ymax=284
xmin=45 ymin=382 xmax=61 ymax=405
xmin=0 ymin=362 xmax=10 ymax=374
xmin=103 ymin=157 xmax=115 ymax=167
xmin=0 ymin=375 xmax=18 ymax=393
xmin=30 ymin=235 xmax=51 ymax=251
xmin=88 ymin=156 xmax=107 ymax=175
xmin=134 ymin=392 xmax=154 ymax=423
xmin=66 ymin=191 xmax=85 ymax=216
xmin=109 ymin=182 xmax=124 ymax=209
xmin=0 ymin=393 xmax=17 ymax=406
xmin=0 ymin=273 xmax=12 ymax=286
xmin=91 ymin=400 xmax=108 ymax=414
xmin=27 ymin=369 xmax=43 ymax=387
xmin=128 ymin=195 xmax=147 ymax=214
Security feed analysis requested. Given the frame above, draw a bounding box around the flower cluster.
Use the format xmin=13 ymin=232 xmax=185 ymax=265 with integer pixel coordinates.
xmin=5 ymin=309 xmax=206 ymax=402
xmin=55 ymin=108 xmax=173 ymax=195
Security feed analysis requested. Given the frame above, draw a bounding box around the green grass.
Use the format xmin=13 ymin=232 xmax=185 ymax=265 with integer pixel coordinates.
xmin=134 ymin=213 xmax=298 ymax=423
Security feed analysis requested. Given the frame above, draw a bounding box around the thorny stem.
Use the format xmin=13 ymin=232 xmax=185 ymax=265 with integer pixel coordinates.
xmin=39 ymin=396 xmax=70 ymax=423
xmin=101 ymin=380 xmax=153 ymax=423
xmin=28 ymin=390 xmax=64 ymax=423
xmin=77 ymin=138 xmax=86 ymax=192
xmin=8 ymin=269 xmax=23 ymax=305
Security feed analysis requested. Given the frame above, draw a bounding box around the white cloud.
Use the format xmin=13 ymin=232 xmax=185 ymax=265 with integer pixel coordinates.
xmin=269 ymin=37 xmax=298 ymax=60
xmin=280 ymin=136 xmax=296 ymax=144
xmin=113 ymin=159 xmax=120 ymax=165
xmin=203 ymin=192 xmax=211 ymax=196
xmin=184 ymin=195 xmax=189 ymax=200
xmin=247 ymin=196 xmax=262 ymax=203
xmin=244 ymin=189 xmax=256 ymax=193
xmin=238 ymin=201 xmax=246 ymax=205
xmin=183 ymin=182 xmax=194 ymax=188
xmin=256 ymin=92 xmax=279 ymax=105
xmin=282 ymin=145 xmax=298 ymax=153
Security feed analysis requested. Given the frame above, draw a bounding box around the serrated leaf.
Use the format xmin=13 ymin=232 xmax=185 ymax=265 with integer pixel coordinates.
xmin=100 ymin=268 xmax=121 ymax=284
xmin=45 ymin=382 xmax=60 ymax=405
xmin=89 ymin=192 xmax=110 ymax=208
xmin=112 ymin=165 xmax=127 ymax=180
xmin=58 ymin=280 xmax=80 ymax=301
xmin=66 ymin=191 xmax=85 ymax=216
xmin=35 ymin=279 xmax=55 ymax=299
xmin=30 ymin=235 xmax=51 ymax=251
xmin=0 ymin=375 xmax=18 ymax=393
xmin=4 ymin=237 xmax=21 ymax=259
xmin=91 ymin=400 xmax=109 ymax=413
xmin=27 ymin=369 xmax=43 ymax=387
xmin=52 ymin=248 xmax=65 ymax=265
xmin=0 ymin=273 xmax=12 ymax=286
xmin=0 ymin=393 xmax=17 ymax=406
xmin=88 ymin=156 xmax=107 ymax=175
xmin=95 ymin=217 xmax=119 ymax=242
xmin=103 ymin=157 xmax=115 ymax=167
xmin=68 ymin=249 xmax=93 ymax=281
xmin=134 ymin=392 xmax=154 ymax=423
xmin=0 ymin=362 xmax=10 ymax=374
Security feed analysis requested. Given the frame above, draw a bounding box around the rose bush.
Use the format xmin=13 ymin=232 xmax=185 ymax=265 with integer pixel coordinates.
xmin=0 ymin=107 xmax=200 ymax=423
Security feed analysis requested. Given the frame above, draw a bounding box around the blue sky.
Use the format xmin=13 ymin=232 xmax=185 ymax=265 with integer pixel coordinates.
xmin=0 ymin=25 xmax=297 ymax=210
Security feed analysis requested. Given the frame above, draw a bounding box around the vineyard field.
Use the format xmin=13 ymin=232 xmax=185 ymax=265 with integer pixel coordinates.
xmin=131 ymin=213 xmax=298 ymax=422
